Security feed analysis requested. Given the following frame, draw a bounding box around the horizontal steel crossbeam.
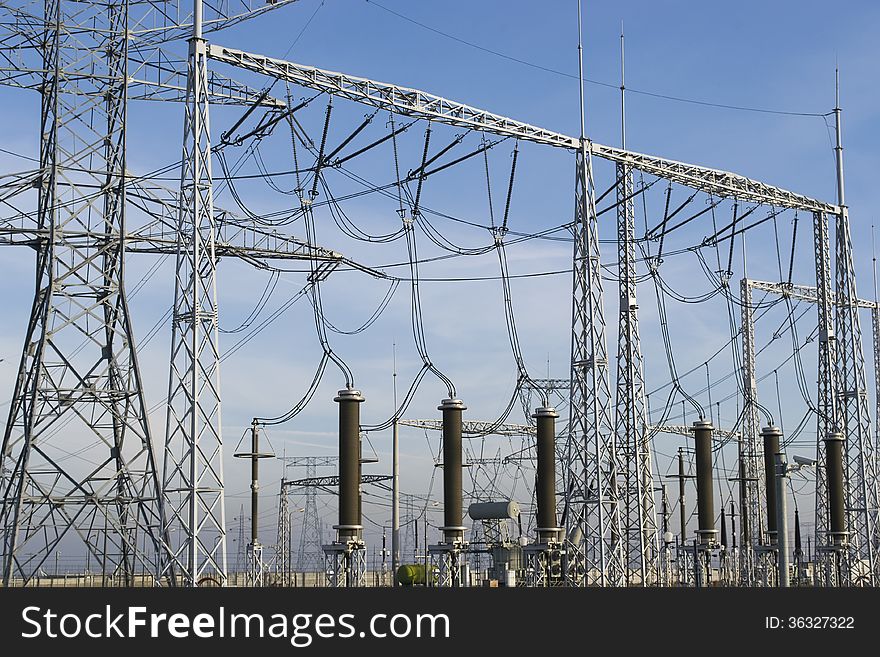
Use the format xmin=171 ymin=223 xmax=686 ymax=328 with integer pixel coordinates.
xmin=283 ymin=474 xmax=392 ymax=489
xmin=207 ymin=43 xmax=838 ymax=214
xmin=651 ymin=423 xmax=740 ymax=441
xmin=747 ymin=278 xmax=877 ymax=309
xmin=398 ymin=419 xmax=536 ymax=436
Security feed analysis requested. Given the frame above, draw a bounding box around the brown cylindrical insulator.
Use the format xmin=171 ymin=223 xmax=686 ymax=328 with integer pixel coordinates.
xmin=693 ymin=420 xmax=717 ymax=546
xmin=533 ymin=406 xmax=560 ymax=542
xmin=439 ymin=398 xmax=467 ymax=544
xmin=824 ymin=432 xmax=847 ymax=546
xmin=334 ymin=388 xmax=364 ymax=542
xmin=762 ymin=425 xmax=782 ymax=545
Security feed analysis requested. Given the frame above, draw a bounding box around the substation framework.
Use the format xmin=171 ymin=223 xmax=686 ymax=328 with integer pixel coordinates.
xmin=0 ymin=0 xmax=876 ymax=587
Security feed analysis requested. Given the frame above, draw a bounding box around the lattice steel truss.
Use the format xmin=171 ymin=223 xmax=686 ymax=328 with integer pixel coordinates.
xmin=206 ymin=44 xmax=870 ymax=589
xmin=747 ymin=265 xmax=880 ymax=587
xmin=738 ymin=279 xmax=764 ymax=586
xmin=159 ymin=7 xmax=226 ymax=586
xmin=0 ymin=0 xmax=307 ymax=588
xmin=834 ymin=207 xmax=879 ymax=585
xmin=565 ymin=144 xmax=624 ymax=586
xmin=614 ymin=161 xmax=658 ymax=586
xmin=428 ymin=543 xmax=466 ymax=587
xmin=210 ymin=44 xmax=833 ymax=211
xmin=811 ymin=210 xmax=846 ymax=585
xmin=324 ymin=541 xmax=365 ymax=587
xmin=275 ymin=480 xmax=291 ymax=585
xmin=744 ymin=278 xmax=880 ymax=586
xmin=398 ymin=419 xmax=535 ymax=437
xmin=0 ymin=0 xmax=166 ymax=586
xmin=5 ymin=8 xmax=867 ymax=589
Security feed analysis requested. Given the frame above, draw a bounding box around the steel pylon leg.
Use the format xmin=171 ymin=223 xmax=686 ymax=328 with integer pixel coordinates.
xmin=0 ymin=0 xmax=166 ymax=587
xmin=160 ymin=10 xmax=226 ymax=587
xmin=563 ymin=143 xmax=624 ymax=586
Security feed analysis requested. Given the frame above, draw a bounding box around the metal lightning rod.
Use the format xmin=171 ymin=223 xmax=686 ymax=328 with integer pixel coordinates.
xmin=619 ymin=20 xmax=626 ymax=149
xmin=577 ymin=0 xmax=586 ymax=142
xmin=392 ymin=342 xmax=400 ymax=585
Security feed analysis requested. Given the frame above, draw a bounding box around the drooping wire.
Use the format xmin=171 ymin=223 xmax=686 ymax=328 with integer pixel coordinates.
xmin=641 ymin=188 xmax=705 ymax=423
xmin=303 ymin=200 xmax=354 ymax=387
xmin=311 ymin=277 xmax=400 ymax=336
xmin=219 ymin=270 xmax=280 ymax=334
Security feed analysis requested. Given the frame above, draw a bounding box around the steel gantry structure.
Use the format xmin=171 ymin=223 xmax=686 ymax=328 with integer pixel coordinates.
xmin=615 ymin=32 xmax=657 ymax=587
xmin=742 ymin=278 xmax=880 ymax=585
xmin=204 ymin=43 xmax=853 ymax=589
xmin=3 ymin=1 xmax=870 ymax=589
xmin=0 ymin=0 xmax=337 ymax=587
xmin=277 ymin=456 xmax=337 ymax=576
xmin=0 ymin=0 xmax=167 ymax=587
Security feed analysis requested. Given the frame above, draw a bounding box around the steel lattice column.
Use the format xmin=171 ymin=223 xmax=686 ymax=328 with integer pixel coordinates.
xmin=872 ymin=307 xmax=880 ymax=446
xmin=0 ymin=0 xmax=166 ymax=586
xmin=834 ymin=207 xmax=880 ymax=584
xmin=297 ymin=466 xmax=324 ymax=572
xmin=275 ymin=484 xmax=291 ymax=584
xmin=738 ymin=279 xmax=764 ymax=585
xmin=564 ymin=143 xmax=624 ymax=586
xmin=161 ymin=2 xmax=226 ymax=586
xmin=812 ymin=210 xmax=843 ymax=585
xmin=614 ymin=162 xmax=658 ymax=585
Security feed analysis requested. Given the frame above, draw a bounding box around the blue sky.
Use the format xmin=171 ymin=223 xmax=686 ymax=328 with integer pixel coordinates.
xmin=2 ymin=0 xmax=879 ymax=569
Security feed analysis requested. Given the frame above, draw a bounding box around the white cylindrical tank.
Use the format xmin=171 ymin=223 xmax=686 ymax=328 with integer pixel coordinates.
xmin=468 ymin=500 xmax=520 ymax=520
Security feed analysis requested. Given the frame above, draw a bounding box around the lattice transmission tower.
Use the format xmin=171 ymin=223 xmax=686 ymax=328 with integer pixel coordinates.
xmin=0 ymin=0 xmax=306 ymax=587
xmin=278 ymin=456 xmax=336 ymax=573
xmin=614 ymin=32 xmax=658 ymax=586
xmin=0 ymin=0 xmax=167 ymax=586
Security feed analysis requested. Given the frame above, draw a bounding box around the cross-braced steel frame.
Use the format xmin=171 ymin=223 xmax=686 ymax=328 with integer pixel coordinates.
xmin=744 ymin=275 xmax=880 ymax=586
xmin=615 ymin=161 xmax=659 ymax=586
xmin=0 ymin=0 xmax=167 ymax=586
xmin=0 ymin=0 xmax=306 ymax=587
xmin=4 ymin=7 xmax=872 ymax=588
xmin=159 ymin=5 xmax=227 ymax=587
xmin=738 ymin=279 xmax=765 ymax=586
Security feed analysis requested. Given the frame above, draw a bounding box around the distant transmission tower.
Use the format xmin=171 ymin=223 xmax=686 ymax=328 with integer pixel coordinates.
xmin=614 ymin=28 xmax=658 ymax=586
xmin=275 ymin=484 xmax=291 ymax=585
xmin=279 ymin=456 xmax=336 ymax=572
xmin=236 ymin=506 xmax=248 ymax=574
xmin=0 ymin=0 xmax=166 ymax=586
xmin=298 ymin=482 xmax=323 ymax=573
xmin=401 ymin=494 xmax=416 ymax=562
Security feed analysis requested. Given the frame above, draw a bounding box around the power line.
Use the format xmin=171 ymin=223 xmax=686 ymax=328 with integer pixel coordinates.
xmin=364 ymin=0 xmax=828 ymax=118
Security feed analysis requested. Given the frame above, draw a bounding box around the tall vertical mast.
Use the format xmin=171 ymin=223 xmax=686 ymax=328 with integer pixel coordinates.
xmin=614 ymin=22 xmax=658 ymax=586
xmin=161 ymin=0 xmax=226 ymax=586
xmin=392 ymin=343 xmax=400 ymax=584
xmin=830 ymin=69 xmax=880 ymax=584
xmin=566 ymin=0 xmax=625 ymax=586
